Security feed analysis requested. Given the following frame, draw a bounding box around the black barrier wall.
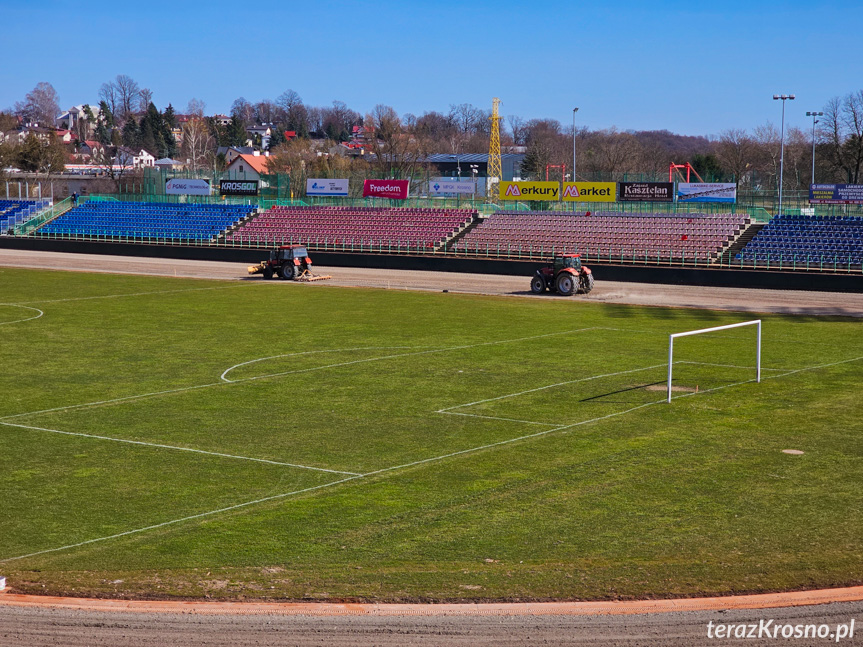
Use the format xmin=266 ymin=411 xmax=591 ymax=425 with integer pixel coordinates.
xmin=1 ymin=237 xmax=860 ymax=293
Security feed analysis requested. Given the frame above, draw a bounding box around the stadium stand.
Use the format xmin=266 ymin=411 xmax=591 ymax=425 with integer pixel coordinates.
xmin=452 ymin=211 xmax=750 ymax=259
xmin=36 ymin=201 xmax=256 ymax=240
xmin=738 ymin=214 xmax=863 ymax=266
xmin=225 ymin=205 xmax=477 ymax=250
xmin=0 ymin=199 xmax=51 ymax=232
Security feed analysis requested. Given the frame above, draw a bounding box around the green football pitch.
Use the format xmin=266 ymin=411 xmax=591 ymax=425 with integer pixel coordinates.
xmin=0 ymin=268 xmax=861 ymax=601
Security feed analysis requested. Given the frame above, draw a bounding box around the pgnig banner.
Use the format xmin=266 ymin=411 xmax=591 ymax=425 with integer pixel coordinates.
xmin=561 ymin=182 xmax=616 ymax=202
xmin=677 ymin=183 xmax=737 ymax=203
xmin=499 ymin=181 xmax=560 ymax=201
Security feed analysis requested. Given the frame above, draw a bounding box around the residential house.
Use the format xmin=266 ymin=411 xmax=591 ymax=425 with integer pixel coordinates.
xmin=217 ymin=146 xmax=256 ymax=165
xmin=224 ymin=152 xmax=269 ymax=181
xmin=114 ymin=147 xmax=156 ymax=169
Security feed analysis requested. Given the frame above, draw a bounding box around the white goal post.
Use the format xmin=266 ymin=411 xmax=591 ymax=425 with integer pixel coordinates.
xmin=667 ymin=320 xmax=761 ymax=403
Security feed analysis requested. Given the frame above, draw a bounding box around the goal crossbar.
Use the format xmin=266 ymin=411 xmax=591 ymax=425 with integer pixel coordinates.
xmin=667 ymin=320 xmax=761 ymax=403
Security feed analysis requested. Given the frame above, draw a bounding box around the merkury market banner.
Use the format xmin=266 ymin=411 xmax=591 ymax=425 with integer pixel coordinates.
xmin=677 ymin=183 xmax=737 ymax=203
xmin=499 ymin=181 xmax=560 ymax=201
xmin=618 ymin=182 xmax=674 ymax=202
xmin=561 ymin=182 xmax=616 ymax=202
xmin=363 ymin=179 xmax=410 ymax=200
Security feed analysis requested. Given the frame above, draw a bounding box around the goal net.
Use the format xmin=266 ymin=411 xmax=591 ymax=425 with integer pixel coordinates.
xmin=667 ymin=320 xmax=762 ymax=403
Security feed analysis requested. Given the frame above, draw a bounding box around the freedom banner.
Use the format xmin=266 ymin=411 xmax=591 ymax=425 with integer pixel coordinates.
xmin=677 ymin=183 xmax=737 ymax=203
xmin=306 ymin=179 xmax=349 ymax=196
xmin=363 ymin=179 xmax=410 ymax=200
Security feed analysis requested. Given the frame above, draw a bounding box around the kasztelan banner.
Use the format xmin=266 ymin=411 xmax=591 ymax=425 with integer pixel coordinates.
xmin=306 ymin=179 xmax=349 ymax=196
xmin=561 ymin=182 xmax=616 ymax=202
xmin=499 ymin=181 xmax=560 ymax=201
xmin=429 ymin=180 xmax=475 ymax=195
xmin=677 ymin=183 xmax=737 ymax=203
xmin=165 ymin=178 xmax=211 ymax=196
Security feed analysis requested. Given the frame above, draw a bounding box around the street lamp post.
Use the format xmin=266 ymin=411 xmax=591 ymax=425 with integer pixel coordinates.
xmin=572 ymin=108 xmax=579 ymax=181
xmin=470 ymin=164 xmax=478 ymax=201
xmin=773 ymin=94 xmax=795 ymax=216
xmin=806 ymin=110 xmax=823 ymax=184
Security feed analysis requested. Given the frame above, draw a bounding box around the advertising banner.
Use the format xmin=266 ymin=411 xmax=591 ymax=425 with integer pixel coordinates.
xmin=809 ymin=184 xmax=863 ymax=204
xmin=677 ymin=183 xmax=737 ymax=203
xmin=428 ymin=180 xmax=475 ymax=195
xmin=618 ymin=182 xmax=674 ymax=202
xmin=165 ymin=178 xmax=211 ymax=196
xmin=362 ymin=179 xmax=410 ymax=200
xmin=561 ymin=182 xmax=616 ymax=202
xmin=499 ymin=181 xmax=560 ymax=201
xmin=219 ymin=179 xmax=259 ymax=196
xmin=306 ymin=178 xmax=349 ymax=196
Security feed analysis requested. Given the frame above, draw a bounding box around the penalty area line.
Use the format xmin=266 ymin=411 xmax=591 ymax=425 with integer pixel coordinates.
xmin=0 ymin=421 xmax=360 ymax=476
xmin=0 ymin=475 xmax=362 ymax=565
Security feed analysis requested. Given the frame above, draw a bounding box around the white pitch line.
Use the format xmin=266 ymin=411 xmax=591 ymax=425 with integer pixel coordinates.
xmin=0 ymin=421 xmax=360 ymax=476
xmin=762 ymin=355 xmax=863 ymax=380
xmin=437 ymin=411 xmax=562 ymax=426
xmin=3 ymin=352 xmax=860 ymax=564
xmin=438 ymin=363 xmax=668 ymax=412
xmin=0 ymin=475 xmax=362 ymax=565
xmin=1 ymin=327 xmax=599 ymax=421
xmin=678 ymin=361 xmax=789 ymax=371
xmin=0 ymin=304 xmax=44 ymax=326
xmin=0 ymin=283 xmax=253 ymax=307
xmin=220 ymin=347 xmax=422 ymax=382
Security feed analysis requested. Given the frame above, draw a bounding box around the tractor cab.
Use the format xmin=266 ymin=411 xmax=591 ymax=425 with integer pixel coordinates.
xmin=270 ymin=245 xmax=309 ymax=263
xmin=554 ymin=254 xmax=582 ymax=273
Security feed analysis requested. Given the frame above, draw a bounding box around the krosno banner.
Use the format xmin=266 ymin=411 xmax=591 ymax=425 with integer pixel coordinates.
xmin=219 ymin=180 xmax=259 ymax=196
xmin=362 ymin=179 xmax=410 ymax=200
xmin=561 ymin=182 xmax=616 ymax=202
xmin=429 ymin=180 xmax=475 ymax=195
xmin=499 ymin=181 xmax=560 ymax=201
xmin=306 ymin=179 xmax=349 ymax=196
xmin=165 ymin=178 xmax=211 ymax=196
xmin=677 ymin=183 xmax=737 ymax=203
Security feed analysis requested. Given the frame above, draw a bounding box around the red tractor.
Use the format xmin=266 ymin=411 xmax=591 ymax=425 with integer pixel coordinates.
xmin=248 ymin=245 xmax=331 ymax=281
xmin=530 ymin=253 xmax=594 ymax=296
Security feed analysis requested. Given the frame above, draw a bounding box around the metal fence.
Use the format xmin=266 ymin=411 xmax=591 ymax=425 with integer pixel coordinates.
xmin=25 ymin=229 xmax=862 ymax=275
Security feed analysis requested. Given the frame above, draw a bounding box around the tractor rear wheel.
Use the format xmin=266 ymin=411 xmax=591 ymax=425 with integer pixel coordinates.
xmin=581 ymin=273 xmax=595 ymax=294
xmin=280 ymin=265 xmax=296 ymax=280
xmin=555 ymin=273 xmax=576 ymax=296
xmin=530 ymin=276 xmax=546 ymax=294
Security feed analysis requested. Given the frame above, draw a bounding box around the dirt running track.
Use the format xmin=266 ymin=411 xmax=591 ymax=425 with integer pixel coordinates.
xmin=1 ymin=248 xmax=862 ymax=645
xmin=1 ymin=248 xmax=863 ymax=317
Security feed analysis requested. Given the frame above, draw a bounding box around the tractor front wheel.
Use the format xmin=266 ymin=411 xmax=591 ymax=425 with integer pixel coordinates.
xmin=280 ymin=265 xmax=296 ymax=280
xmin=530 ymin=276 xmax=546 ymax=294
xmin=581 ymin=273 xmax=595 ymax=294
xmin=262 ymin=267 xmax=274 ymax=280
xmin=555 ymin=273 xmax=576 ymax=296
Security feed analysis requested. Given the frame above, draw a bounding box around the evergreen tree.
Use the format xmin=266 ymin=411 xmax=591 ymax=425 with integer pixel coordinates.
xmin=95 ymin=100 xmax=114 ymax=145
xmin=122 ymin=116 xmax=141 ymax=149
xmin=227 ymin=116 xmax=246 ymax=147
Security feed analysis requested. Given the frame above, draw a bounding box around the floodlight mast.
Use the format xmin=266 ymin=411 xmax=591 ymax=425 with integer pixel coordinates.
xmin=667 ymin=320 xmax=762 ymax=403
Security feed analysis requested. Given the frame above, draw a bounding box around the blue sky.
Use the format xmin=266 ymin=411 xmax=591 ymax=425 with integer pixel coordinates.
xmin=2 ymin=0 xmax=859 ymax=136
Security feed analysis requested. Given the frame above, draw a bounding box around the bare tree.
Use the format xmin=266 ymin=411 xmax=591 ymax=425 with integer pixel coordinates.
xmin=14 ymin=82 xmax=60 ymax=126
xmin=364 ymin=104 xmax=423 ymax=179
xmin=181 ymin=118 xmax=215 ymax=172
xmin=230 ymin=97 xmax=255 ymax=127
xmin=752 ymin=122 xmax=780 ymax=190
xmin=185 ymin=98 xmax=206 ymax=118
xmin=822 ymin=91 xmax=863 ymax=183
xmin=255 ymin=99 xmax=278 ymax=124
xmin=115 ymin=75 xmax=141 ymax=118
xmin=138 ymin=88 xmax=154 ymax=112
xmin=715 ymin=128 xmax=755 ymax=185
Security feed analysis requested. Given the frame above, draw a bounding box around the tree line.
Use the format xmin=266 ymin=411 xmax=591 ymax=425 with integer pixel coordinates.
xmin=3 ymin=76 xmax=863 ymax=192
